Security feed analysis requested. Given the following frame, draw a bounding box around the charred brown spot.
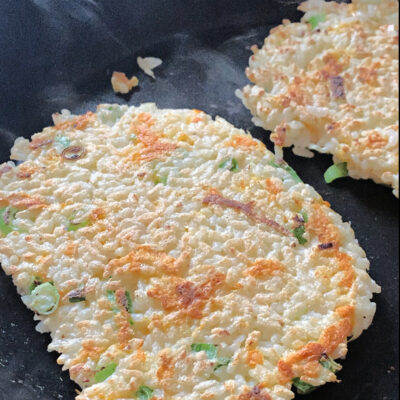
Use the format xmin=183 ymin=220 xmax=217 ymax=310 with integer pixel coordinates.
xmin=293 ymin=214 xmax=305 ymax=227
xmin=318 ymin=242 xmax=334 ymax=250
xmin=330 ymin=76 xmax=345 ymax=98
xmin=147 ymin=271 xmax=225 ymax=319
xmin=175 ymin=281 xmax=196 ymax=307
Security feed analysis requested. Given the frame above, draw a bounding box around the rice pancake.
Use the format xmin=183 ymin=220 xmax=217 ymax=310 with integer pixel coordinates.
xmin=238 ymin=0 xmax=399 ymax=197
xmin=0 ymin=104 xmax=380 ymax=399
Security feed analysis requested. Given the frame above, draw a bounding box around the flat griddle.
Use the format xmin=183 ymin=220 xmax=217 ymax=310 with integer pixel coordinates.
xmin=0 ymin=1 xmax=398 ymax=399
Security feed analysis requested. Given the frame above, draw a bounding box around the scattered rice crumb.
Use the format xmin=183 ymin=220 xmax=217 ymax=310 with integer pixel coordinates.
xmin=111 ymin=71 xmax=139 ymax=94
xmin=137 ymin=56 xmax=162 ymax=79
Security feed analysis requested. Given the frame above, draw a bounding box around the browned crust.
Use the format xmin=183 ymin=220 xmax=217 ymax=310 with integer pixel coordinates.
xmin=129 ymin=113 xmax=178 ymax=163
xmin=147 ymin=270 xmax=226 ymax=320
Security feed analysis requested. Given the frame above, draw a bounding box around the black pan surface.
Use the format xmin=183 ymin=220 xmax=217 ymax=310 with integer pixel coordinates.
xmin=0 ymin=1 xmax=398 ymax=399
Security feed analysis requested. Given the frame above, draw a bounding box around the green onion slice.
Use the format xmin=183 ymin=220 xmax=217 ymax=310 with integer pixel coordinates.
xmin=69 ymin=296 xmax=86 ymax=303
xmin=29 ymin=276 xmax=43 ymax=293
xmin=94 ymin=362 xmax=117 ymax=383
xmin=219 ymin=158 xmax=239 ymax=172
xmin=154 ymin=175 xmax=167 ymax=185
xmin=106 ymin=290 xmax=119 ymax=313
xmin=67 ymin=287 xmax=86 ymax=303
xmin=106 ymin=290 xmax=116 ymax=302
xmin=214 ymin=357 xmax=231 ymax=371
xmin=308 ymin=13 xmax=326 ymax=30
xmin=293 ymin=225 xmax=307 ymax=245
xmin=0 ymin=206 xmax=18 ymax=236
xmin=324 ymin=162 xmax=348 ymax=183
xmin=292 ymin=377 xmax=317 ymax=395
xmin=300 ymin=210 xmax=309 ymax=223
xmin=135 ymin=385 xmax=154 ymax=400
xmin=191 ymin=343 xmax=230 ymax=371
xmin=55 ymin=135 xmax=71 ymax=148
xmin=26 ymin=282 xmax=60 ymax=315
xmin=319 ymin=354 xmax=341 ymax=373
xmin=268 ymin=161 xmax=303 ymax=183
xmin=67 ymin=219 xmax=89 ymax=232
xmin=125 ymin=291 xmax=133 ymax=313
xmin=191 ymin=343 xmax=217 ymax=359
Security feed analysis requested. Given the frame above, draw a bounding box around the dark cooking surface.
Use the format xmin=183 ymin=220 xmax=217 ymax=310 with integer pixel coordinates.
xmin=0 ymin=1 xmax=398 ymax=399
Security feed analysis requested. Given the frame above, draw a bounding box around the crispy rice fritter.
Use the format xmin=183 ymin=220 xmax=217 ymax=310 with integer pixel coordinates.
xmin=238 ymin=0 xmax=399 ymax=197
xmin=0 ymin=104 xmax=380 ymax=399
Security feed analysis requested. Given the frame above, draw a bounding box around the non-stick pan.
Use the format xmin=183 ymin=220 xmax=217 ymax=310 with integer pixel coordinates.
xmin=0 ymin=1 xmax=398 ymax=399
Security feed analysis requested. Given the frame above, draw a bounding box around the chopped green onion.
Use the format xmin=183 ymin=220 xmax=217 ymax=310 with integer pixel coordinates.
xmin=135 ymin=385 xmax=154 ymax=400
xmin=94 ymin=362 xmax=117 ymax=383
xmin=319 ymin=354 xmax=341 ymax=373
xmin=191 ymin=343 xmax=230 ymax=371
xmin=55 ymin=135 xmax=71 ymax=148
xmin=106 ymin=290 xmax=115 ymax=302
xmin=106 ymin=290 xmax=119 ymax=313
xmin=154 ymin=175 xmax=167 ymax=185
xmin=268 ymin=161 xmax=303 ymax=183
xmin=67 ymin=287 xmax=86 ymax=303
xmin=300 ymin=210 xmax=309 ymax=223
xmin=67 ymin=219 xmax=89 ymax=232
xmin=308 ymin=13 xmax=326 ymax=30
xmin=130 ymin=134 xmax=137 ymax=141
xmin=324 ymin=162 xmax=348 ymax=184
xmin=0 ymin=206 xmax=18 ymax=236
xmin=29 ymin=276 xmax=43 ymax=293
xmin=106 ymin=290 xmax=132 ymax=314
xmin=292 ymin=377 xmax=317 ymax=395
xmin=26 ymin=282 xmax=60 ymax=315
xmin=69 ymin=296 xmax=86 ymax=303
xmin=214 ymin=357 xmax=231 ymax=371
xmin=191 ymin=343 xmax=217 ymax=359
xmin=219 ymin=158 xmax=239 ymax=172
xmin=125 ymin=291 xmax=133 ymax=313
xmin=293 ymin=225 xmax=307 ymax=245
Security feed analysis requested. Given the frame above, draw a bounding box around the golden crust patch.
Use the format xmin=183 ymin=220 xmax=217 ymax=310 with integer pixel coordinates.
xmin=104 ymin=245 xmax=190 ymax=278
xmin=225 ymin=134 xmax=264 ymax=149
xmin=54 ymin=111 xmax=95 ymax=131
xmin=278 ymin=306 xmax=354 ymax=383
xmin=147 ymin=270 xmax=225 ymax=320
xmin=243 ymin=259 xmax=284 ymax=278
xmin=0 ymin=192 xmax=48 ymax=210
xmin=129 ymin=113 xmax=178 ymax=163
